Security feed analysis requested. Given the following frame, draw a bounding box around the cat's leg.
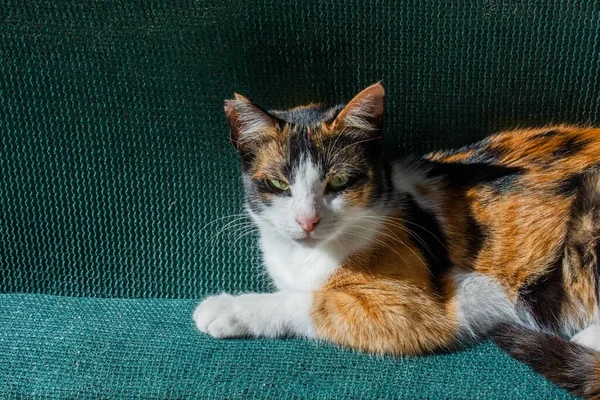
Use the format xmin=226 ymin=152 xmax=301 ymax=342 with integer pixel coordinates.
xmin=195 ymin=283 xmax=458 ymax=355
xmin=311 ymin=282 xmax=458 ymax=355
xmin=193 ymin=291 xmax=315 ymax=339
xmin=571 ymin=324 xmax=600 ymax=351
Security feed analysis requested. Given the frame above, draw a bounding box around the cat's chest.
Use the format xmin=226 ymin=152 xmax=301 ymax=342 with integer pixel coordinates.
xmin=260 ymin=238 xmax=341 ymax=291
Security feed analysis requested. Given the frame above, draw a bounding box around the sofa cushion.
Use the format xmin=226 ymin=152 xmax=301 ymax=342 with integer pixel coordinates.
xmin=0 ymin=294 xmax=572 ymax=398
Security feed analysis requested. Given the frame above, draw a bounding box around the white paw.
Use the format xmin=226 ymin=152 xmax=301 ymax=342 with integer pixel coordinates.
xmin=572 ymin=324 xmax=600 ymax=351
xmin=193 ymin=293 xmax=248 ymax=338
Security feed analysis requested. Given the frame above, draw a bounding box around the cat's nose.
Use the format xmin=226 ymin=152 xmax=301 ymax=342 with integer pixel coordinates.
xmin=296 ymin=215 xmax=321 ymax=233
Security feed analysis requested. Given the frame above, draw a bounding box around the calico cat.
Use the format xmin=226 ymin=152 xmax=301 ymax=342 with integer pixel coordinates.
xmin=194 ymin=83 xmax=600 ymax=399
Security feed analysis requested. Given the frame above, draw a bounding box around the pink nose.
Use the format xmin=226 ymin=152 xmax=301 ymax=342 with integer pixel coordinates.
xmin=296 ymin=215 xmax=321 ymax=233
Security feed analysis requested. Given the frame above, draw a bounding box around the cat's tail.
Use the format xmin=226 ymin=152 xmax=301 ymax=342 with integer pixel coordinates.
xmin=489 ymin=323 xmax=600 ymax=399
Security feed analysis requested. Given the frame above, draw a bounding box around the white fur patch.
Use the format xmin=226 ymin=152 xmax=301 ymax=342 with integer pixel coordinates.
xmin=391 ymin=159 xmax=441 ymax=213
xmin=260 ymin=230 xmax=340 ymax=290
xmin=194 ymin=291 xmax=315 ymax=339
xmin=452 ymin=270 xmax=529 ymax=338
xmin=291 ymin=158 xmax=322 ymax=221
xmin=257 ymin=212 xmax=383 ymax=291
xmin=571 ymin=324 xmax=600 ymax=351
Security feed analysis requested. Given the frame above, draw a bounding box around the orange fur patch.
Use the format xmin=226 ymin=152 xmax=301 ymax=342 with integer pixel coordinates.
xmin=312 ymin=213 xmax=458 ymax=355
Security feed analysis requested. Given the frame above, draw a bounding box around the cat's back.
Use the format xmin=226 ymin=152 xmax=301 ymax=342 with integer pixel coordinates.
xmin=427 ymin=125 xmax=600 ymax=174
xmin=422 ymin=125 xmax=600 ymax=327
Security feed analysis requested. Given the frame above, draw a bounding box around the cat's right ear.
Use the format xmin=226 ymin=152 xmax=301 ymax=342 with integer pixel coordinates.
xmin=224 ymin=94 xmax=279 ymax=153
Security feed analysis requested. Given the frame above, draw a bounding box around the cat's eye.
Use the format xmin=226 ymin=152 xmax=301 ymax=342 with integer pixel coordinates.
xmin=328 ymin=175 xmax=349 ymax=191
xmin=266 ymin=178 xmax=289 ymax=192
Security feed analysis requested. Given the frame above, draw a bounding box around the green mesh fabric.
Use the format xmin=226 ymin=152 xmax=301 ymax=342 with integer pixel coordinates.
xmin=0 ymin=294 xmax=573 ymax=399
xmin=2 ymin=1 xmax=600 ymax=298
xmin=0 ymin=2 xmax=597 ymax=398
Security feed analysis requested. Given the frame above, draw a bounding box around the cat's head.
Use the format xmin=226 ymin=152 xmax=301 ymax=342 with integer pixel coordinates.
xmin=224 ymin=83 xmax=387 ymax=247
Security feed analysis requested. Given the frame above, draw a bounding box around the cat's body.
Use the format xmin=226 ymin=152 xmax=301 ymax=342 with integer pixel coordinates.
xmin=195 ymin=84 xmax=600 ymax=398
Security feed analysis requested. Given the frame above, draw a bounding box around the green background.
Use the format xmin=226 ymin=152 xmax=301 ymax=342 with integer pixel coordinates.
xmin=1 ymin=0 xmax=594 ymax=397
xmin=2 ymin=0 xmax=599 ymax=298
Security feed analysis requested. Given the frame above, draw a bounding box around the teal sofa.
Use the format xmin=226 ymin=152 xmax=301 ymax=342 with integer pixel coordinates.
xmin=2 ymin=1 xmax=597 ymax=398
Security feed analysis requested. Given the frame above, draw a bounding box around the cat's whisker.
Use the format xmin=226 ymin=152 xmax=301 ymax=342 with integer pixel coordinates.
xmin=330 ymin=234 xmax=348 ymax=255
xmin=202 ymin=221 xmax=257 ymax=250
xmin=354 ymin=215 xmax=436 ymax=257
xmin=340 ymin=221 xmax=405 ymax=255
xmin=206 ymin=220 xmax=255 ymax=242
xmin=343 ymin=229 xmax=411 ymax=269
xmin=329 ymin=136 xmax=380 ymax=165
xmin=351 ymin=223 xmax=428 ymax=269
xmin=324 ymin=126 xmax=346 ymax=166
xmin=202 ymin=212 xmax=249 ymax=223
xmin=341 ymin=216 xmax=428 ymax=270
xmin=380 ymin=215 xmax=448 ymax=250
xmin=200 ymin=212 xmax=251 ymax=233
xmin=231 ymin=227 xmax=260 ymax=248
xmin=328 ymin=162 xmax=363 ymax=175
xmin=360 ymin=214 xmax=448 ymax=251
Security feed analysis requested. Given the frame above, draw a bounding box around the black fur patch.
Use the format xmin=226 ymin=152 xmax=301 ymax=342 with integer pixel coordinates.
xmin=402 ymin=194 xmax=451 ymax=292
xmin=465 ymin=211 xmax=486 ymax=258
xmin=551 ymin=136 xmax=591 ymax=158
xmin=425 ymin=161 xmax=524 ymax=191
xmin=433 ymin=137 xmax=510 ymax=166
xmin=271 ymin=105 xmax=342 ymax=126
xmin=287 ymin=127 xmax=321 ymax=177
xmin=490 ymin=323 xmax=600 ymax=399
xmin=423 ymin=160 xmax=513 ymax=273
xmin=364 ymin=160 xmax=394 ymax=205
xmin=489 ymin=173 xmax=522 ymax=194
xmin=531 ymin=129 xmax=561 ymax=140
xmin=518 ymin=253 xmax=565 ymax=331
xmin=432 ymin=137 xmax=493 ymax=164
xmin=556 ymin=172 xmax=585 ymax=196
xmin=466 ymin=144 xmax=508 ymax=164
xmin=379 ymin=161 xmax=394 ymax=199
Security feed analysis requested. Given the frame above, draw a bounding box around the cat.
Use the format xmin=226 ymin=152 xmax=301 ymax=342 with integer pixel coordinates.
xmin=194 ymin=83 xmax=600 ymax=399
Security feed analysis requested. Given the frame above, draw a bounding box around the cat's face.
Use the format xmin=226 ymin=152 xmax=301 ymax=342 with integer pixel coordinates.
xmin=225 ymin=83 xmax=386 ymax=247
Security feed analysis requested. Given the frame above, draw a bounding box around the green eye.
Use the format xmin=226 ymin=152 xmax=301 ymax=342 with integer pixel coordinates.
xmin=267 ymin=178 xmax=289 ymax=191
xmin=328 ymin=175 xmax=349 ymax=190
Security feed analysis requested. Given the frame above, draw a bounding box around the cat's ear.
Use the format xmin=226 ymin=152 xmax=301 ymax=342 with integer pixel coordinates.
xmin=331 ymin=82 xmax=385 ymax=137
xmin=224 ymin=93 xmax=279 ymax=153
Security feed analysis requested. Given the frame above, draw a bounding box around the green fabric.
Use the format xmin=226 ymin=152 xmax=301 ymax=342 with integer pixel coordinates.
xmin=1 ymin=1 xmax=597 ymax=398
xmin=0 ymin=294 xmax=573 ymax=399
xmin=2 ymin=0 xmax=600 ymax=298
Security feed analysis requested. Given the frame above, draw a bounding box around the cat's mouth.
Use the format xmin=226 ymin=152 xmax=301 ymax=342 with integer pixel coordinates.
xmin=294 ymin=233 xmax=322 ymax=247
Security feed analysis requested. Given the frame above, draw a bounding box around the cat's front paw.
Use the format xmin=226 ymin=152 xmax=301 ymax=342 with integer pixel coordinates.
xmin=193 ymin=293 xmax=248 ymax=338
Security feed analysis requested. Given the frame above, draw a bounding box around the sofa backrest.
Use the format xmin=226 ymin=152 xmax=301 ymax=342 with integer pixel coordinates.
xmin=2 ymin=1 xmax=599 ymax=298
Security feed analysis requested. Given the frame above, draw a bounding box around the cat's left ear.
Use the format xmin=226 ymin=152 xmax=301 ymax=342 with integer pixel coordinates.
xmin=331 ymin=82 xmax=385 ymax=137
xmin=224 ymin=93 xmax=279 ymax=153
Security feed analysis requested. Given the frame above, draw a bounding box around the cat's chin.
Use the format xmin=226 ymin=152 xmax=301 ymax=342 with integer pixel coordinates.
xmin=293 ymin=236 xmax=322 ymax=248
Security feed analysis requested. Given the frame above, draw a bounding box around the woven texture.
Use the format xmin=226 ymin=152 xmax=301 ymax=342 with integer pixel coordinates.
xmin=0 ymin=3 xmax=596 ymax=397
xmin=0 ymin=294 xmax=573 ymax=399
xmin=2 ymin=1 xmax=600 ymax=298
